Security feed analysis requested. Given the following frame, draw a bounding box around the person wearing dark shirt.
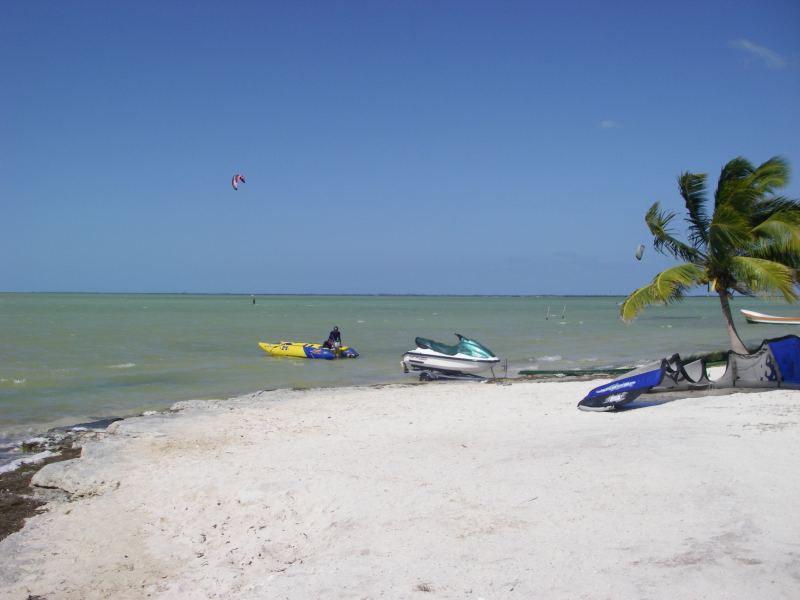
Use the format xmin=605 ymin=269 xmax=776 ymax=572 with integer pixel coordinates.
xmin=322 ymin=326 xmax=341 ymax=349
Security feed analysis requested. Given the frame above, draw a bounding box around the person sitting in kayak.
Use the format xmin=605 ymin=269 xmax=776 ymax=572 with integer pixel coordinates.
xmin=322 ymin=326 xmax=341 ymax=349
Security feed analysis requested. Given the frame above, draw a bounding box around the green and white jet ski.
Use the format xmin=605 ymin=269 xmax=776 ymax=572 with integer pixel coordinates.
xmin=402 ymin=333 xmax=500 ymax=377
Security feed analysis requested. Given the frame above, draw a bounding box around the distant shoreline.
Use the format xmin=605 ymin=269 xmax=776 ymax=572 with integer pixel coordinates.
xmin=0 ymin=291 xmax=725 ymax=298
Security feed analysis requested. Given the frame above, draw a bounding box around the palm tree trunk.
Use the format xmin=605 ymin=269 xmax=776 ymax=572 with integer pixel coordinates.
xmin=717 ymin=291 xmax=749 ymax=354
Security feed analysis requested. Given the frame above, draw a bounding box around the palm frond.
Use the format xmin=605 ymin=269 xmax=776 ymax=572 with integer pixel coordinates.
xmin=749 ymin=210 xmax=800 ymax=267
xmin=751 ymin=156 xmax=789 ymax=196
xmin=645 ymin=202 xmax=703 ymax=262
xmin=677 ymin=172 xmax=709 ymax=247
xmin=708 ymin=204 xmax=753 ymax=259
xmin=620 ymin=263 xmax=706 ymax=321
xmin=753 ymin=197 xmax=800 ymax=226
xmin=715 ymin=156 xmax=791 ymax=215
xmin=714 ymin=157 xmax=754 ymax=209
xmin=750 ymin=248 xmax=800 ymax=270
xmin=752 ymin=215 xmax=800 ymax=244
xmin=729 ymin=256 xmax=799 ymax=302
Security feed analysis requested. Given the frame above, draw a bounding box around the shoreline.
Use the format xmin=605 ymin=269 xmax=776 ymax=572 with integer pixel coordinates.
xmin=0 ymin=356 xmax=718 ymax=468
xmin=0 ymin=374 xmax=572 ymax=541
xmin=0 ymin=362 xmax=687 ymax=452
xmin=0 ymin=366 xmax=731 ymax=544
xmin=1 ymin=377 xmax=798 ymax=598
xmin=0 ymin=370 xmax=618 ymax=474
xmin=3 ymin=293 xmax=765 ymax=452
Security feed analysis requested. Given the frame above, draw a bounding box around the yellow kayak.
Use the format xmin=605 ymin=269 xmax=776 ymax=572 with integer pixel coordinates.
xmin=258 ymin=341 xmax=359 ymax=360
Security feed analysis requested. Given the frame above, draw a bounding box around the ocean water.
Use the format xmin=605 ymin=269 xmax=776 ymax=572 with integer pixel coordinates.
xmin=2 ymin=293 xmax=798 ymax=446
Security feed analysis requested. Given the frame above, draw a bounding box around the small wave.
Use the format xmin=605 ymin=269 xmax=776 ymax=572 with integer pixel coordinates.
xmin=13 ymin=378 xmax=26 ymax=385
xmin=538 ymin=355 xmax=563 ymax=362
xmin=0 ymin=450 xmax=55 ymax=475
xmin=24 ymin=436 xmax=48 ymax=445
xmin=108 ymin=363 xmax=136 ymax=369
xmin=356 ymin=320 xmax=365 ymax=324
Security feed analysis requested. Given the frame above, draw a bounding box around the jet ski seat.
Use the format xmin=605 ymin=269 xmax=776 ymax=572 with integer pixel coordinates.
xmin=414 ymin=337 xmax=460 ymax=356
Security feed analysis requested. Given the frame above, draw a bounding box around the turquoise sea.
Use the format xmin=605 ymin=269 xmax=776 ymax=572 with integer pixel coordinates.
xmin=2 ymin=293 xmax=799 ymax=454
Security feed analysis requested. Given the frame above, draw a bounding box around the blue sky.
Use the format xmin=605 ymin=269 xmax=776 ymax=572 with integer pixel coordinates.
xmin=2 ymin=0 xmax=799 ymax=294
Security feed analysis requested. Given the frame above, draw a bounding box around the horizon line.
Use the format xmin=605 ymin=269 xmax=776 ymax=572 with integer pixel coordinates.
xmin=0 ymin=291 xmax=723 ymax=298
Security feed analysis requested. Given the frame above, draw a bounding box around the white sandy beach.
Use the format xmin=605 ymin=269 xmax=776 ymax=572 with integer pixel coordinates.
xmin=1 ymin=378 xmax=798 ymax=599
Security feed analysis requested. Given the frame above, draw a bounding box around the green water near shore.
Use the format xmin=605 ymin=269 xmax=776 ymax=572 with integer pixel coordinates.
xmin=1 ymin=293 xmax=798 ymax=444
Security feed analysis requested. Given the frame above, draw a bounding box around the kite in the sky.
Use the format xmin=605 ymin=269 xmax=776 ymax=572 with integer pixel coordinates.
xmin=231 ymin=174 xmax=246 ymax=191
xmin=635 ymin=243 xmax=645 ymax=260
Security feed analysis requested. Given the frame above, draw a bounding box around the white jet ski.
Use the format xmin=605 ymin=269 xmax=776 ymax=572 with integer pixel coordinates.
xmin=402 ymin=333 xmax=500 ymax=378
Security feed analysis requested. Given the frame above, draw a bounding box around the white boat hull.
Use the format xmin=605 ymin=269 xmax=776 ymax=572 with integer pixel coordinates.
xmin=741 ymin=309 xmax=800 ymax=325
xmin=402 ymin=349 xmax=500 ymax=375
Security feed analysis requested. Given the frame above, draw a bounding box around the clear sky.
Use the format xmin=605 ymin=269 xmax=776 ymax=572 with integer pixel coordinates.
xmin=3 ymin=0 xmax=799 ymax=295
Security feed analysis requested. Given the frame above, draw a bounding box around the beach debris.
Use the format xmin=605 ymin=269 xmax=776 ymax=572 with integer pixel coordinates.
xmin=635 ymin=243 xmax=645 ymax=260
xmin=231 ymin=173 xmax=246 ymax=191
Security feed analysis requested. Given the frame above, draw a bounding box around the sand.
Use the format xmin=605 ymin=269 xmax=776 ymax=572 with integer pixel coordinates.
xmin=0 ymin=378 xmax=798 ymax=599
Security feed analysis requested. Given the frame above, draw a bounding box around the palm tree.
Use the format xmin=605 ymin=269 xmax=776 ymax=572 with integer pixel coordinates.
xmin=620 ymin=156 xmax=800 ymax=354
